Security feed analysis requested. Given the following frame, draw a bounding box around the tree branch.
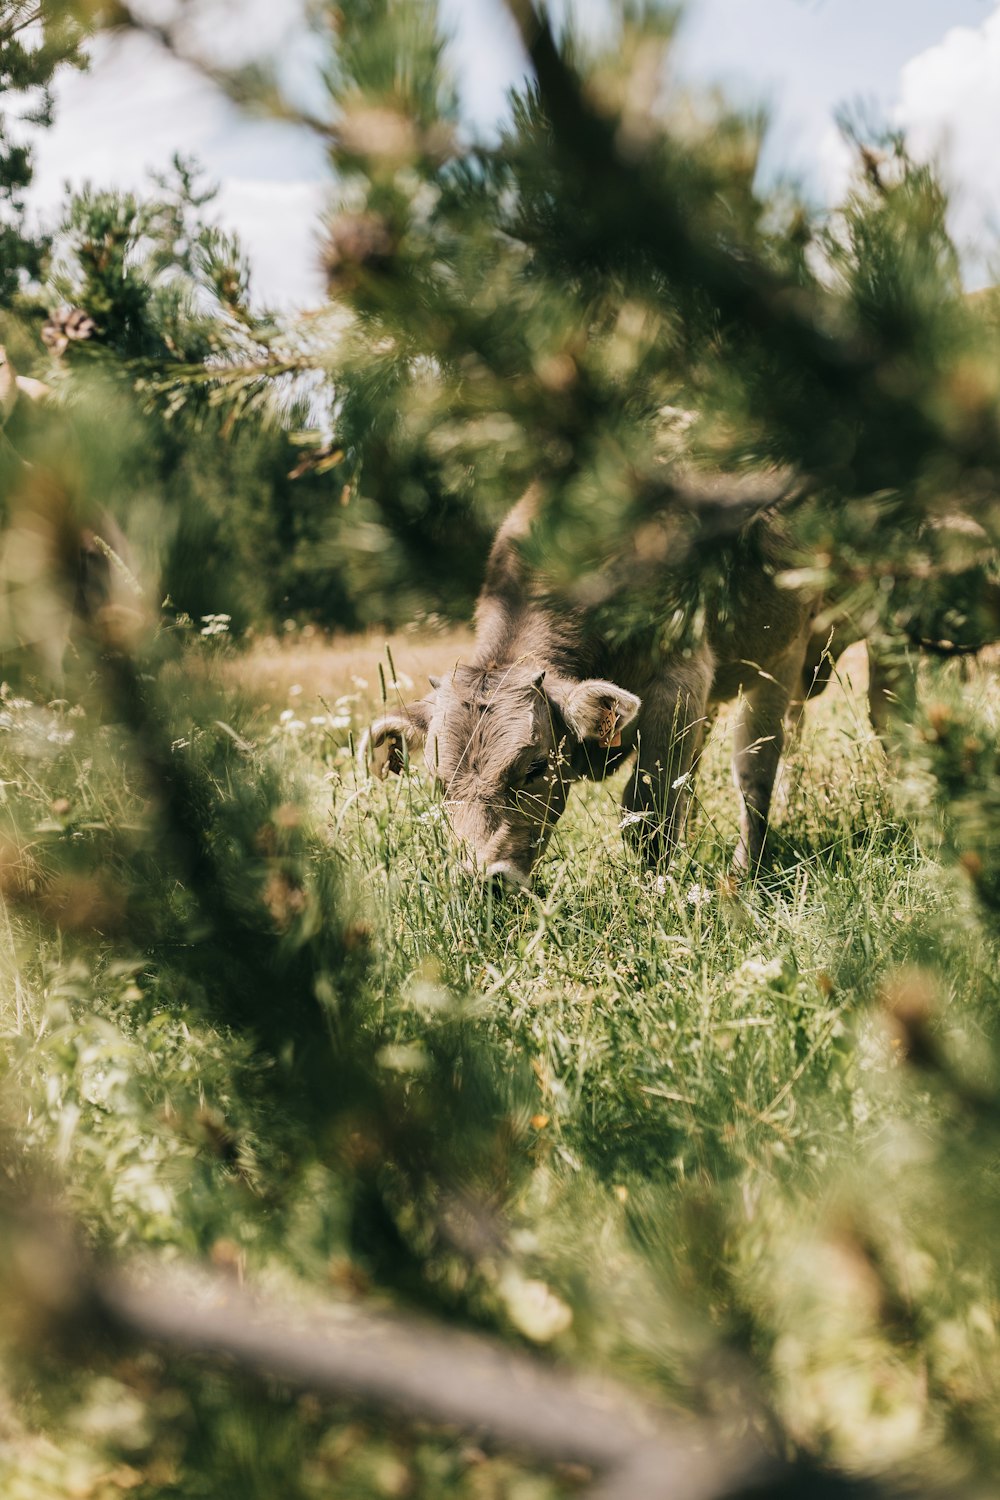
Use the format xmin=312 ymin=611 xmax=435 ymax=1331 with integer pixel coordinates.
xmin=93 ymin=1262 xmax=750 ymax=1500
xmin=0 ymin=1216 xmax=882 ymax=1500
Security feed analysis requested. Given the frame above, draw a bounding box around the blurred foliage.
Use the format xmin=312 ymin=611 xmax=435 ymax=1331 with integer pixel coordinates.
xmin=23 ymin=160 xmax=369 ymax=631
xmin=3 ymin=0 xmax=1000 ymax=1497
xmin=0 ymin=0 xmax=89 ymax=306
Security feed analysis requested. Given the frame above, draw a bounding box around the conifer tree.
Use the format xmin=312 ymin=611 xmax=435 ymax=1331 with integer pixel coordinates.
xmin=0 ymin=0 xmax=87 ymax=306
xmin=112 ymin=0 xmax=1000 ymax=648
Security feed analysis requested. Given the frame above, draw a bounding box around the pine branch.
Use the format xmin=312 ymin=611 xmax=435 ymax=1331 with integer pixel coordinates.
xmin=0 ymin=5 xmax=43 ymax=44
xmin=501 ymin=0 xmax=1000 ymax=485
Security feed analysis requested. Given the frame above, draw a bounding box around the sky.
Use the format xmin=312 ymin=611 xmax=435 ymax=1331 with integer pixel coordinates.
xmin=24 ymin=0 xmax=1000 ymax=307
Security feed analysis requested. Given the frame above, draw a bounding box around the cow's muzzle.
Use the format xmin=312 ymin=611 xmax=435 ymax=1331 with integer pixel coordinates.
xmin=485 ymin=860 xmax=531 ymax=891
xmin=462 ymin=856 xmax=531 ymax=892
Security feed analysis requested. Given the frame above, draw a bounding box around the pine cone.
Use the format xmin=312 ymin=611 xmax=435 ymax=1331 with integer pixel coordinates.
xmin=42 ymin=307 xmax=98 ymax=357
xmin=338 ymin=105 xmax=418 ymax=163
xmin=323 ymin=212 xmax=395 ymax=293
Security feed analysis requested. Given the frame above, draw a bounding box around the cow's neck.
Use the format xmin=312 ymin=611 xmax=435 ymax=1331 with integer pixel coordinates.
xmin=471 ymin=591 xmax=587 ymax=680
xmin=473 ymin=492 xmax=600 ymax=680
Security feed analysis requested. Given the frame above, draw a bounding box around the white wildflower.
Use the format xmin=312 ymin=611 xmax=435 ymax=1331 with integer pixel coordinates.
xmin=200 ymin=613 xmax=231 ymax=638
xmin=738 ymin=955 xmax=784 ymax=982
xmin=620 ymin=809 xmax=653 ymax=830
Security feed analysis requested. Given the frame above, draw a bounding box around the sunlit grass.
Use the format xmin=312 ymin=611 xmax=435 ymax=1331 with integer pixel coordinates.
xmin=1 ymin=631 xmax=1000 ymax=1494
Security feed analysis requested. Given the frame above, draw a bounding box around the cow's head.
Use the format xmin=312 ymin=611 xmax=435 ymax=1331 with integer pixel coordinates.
xmin=362 ymin=663 xmax=640 ymax=887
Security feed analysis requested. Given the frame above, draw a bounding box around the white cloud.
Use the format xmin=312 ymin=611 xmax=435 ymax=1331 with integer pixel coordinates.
xmin=673 ymin=0 xmax=1000 ymax=283
xmin=28 ymin=28 xmax=329 ymax=309
xmin=893 ymin=6 xmax=1000 ymax=279
xmin=214 ymin=178 xmax=327 ymax=307
xmin=30 ymin=33 xmax=225 ymax=211
xmin=26 ymin=1 xmax=527 ymax=307
xmin=26 ymin=0 xmax=525 ymax=306
xmin=815 ymin=123 xmax=854 ymax=209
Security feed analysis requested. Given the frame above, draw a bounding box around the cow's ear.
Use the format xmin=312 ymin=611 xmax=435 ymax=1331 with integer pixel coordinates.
xmin=361 ymin=701 xmax=431 ymax=777
xmin=560 ymin=679 xmax=641 ymax=747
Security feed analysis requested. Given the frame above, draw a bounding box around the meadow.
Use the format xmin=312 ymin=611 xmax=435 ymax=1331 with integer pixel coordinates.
xmin=1 ymin=0 xmax=998 ymax=1490
xmin=1 ymin=625 xmax=999 ymax=1498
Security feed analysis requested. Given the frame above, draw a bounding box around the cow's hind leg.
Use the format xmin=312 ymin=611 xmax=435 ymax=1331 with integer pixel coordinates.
xmin=731 ymin=650 xmax=804 ymax=876
xmin=867 ymin=640 xmax=916 ymax=748
xmin=621 ymin=656 xmax=713 ymax=867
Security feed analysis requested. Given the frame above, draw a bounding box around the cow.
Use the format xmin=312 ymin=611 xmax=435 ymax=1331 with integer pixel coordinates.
xmin=362 ymin=484 xmax=819 ymax=888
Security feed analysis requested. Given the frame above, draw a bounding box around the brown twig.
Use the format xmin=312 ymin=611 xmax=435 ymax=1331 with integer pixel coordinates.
xmin=87 ymin=1259 xmax=760 ymax=1500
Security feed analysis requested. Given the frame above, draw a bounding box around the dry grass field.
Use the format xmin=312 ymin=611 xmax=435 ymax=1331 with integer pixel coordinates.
xmin=219 ymin=625 xmax=475 ymax=717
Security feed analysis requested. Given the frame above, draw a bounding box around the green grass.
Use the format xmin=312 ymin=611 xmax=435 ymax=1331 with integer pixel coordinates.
xmin=2 ymin=638 xmax=1000 ymax=1495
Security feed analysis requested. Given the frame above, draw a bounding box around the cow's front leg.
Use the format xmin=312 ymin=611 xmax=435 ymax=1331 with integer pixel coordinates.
xmin=620 ymin=662 xmax=712 ymax=867
xmin=731 ymin=652 xmax=802 ymax=875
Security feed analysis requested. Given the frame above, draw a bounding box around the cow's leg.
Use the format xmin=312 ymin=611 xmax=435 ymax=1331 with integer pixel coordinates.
xmin=867 ymin=640 xmax=915 ymax=747
xmin=731 ymin=649 xmax=804 ymax=875
xmin=620 ymin=656 xmax=713 ymax=867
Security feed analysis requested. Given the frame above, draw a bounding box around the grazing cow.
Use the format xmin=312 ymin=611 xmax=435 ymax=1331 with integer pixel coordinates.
xmin=363 ymin=485 xmax=819 ymax=887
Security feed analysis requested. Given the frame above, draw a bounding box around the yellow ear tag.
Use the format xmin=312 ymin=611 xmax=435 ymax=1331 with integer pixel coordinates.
xmin=597 ymin=707 xmax=622 ymax=749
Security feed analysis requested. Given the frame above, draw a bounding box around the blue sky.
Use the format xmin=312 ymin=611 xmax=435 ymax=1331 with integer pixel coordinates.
xmin=677 ymin=0 xmax=996 ymax=121
xmin=675 ymin=0 xmax=997 ymax=181
xmin=28 ymin=0 xmax=1000 ymax=304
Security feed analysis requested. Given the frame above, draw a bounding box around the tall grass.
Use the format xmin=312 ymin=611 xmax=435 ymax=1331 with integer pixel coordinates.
xmin=1 ymin=632 xmax=998 ymax=1495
